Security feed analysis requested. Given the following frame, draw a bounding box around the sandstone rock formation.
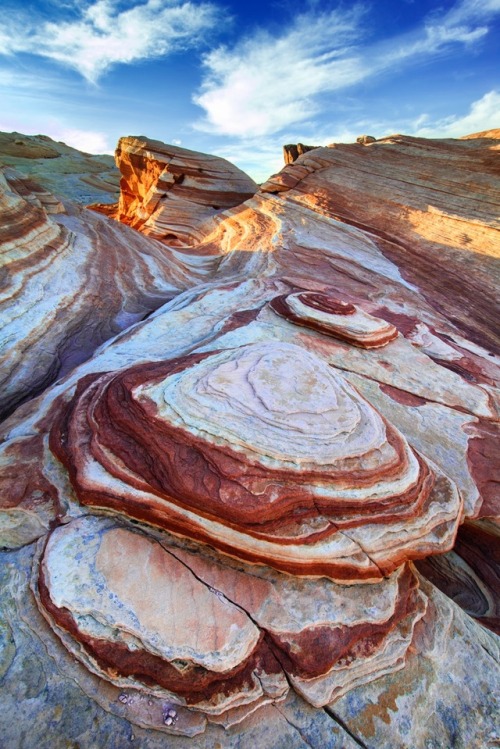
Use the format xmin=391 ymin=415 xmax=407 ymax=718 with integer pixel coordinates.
xmin=262 ymin=131 xmax=500 ymax=352
xmin=0 ymin=131 xmax=119 ymax=204
xmin=47 ymin=342 xmax=461 ymax=581
xmin=283 ymin=143 xmax=319 ymax=164
xmin=356 ymin=135 xmax=376 ymax=144
xmin=269 ymin=292 xmax=398 ymax=347
xmin=93 ymin=136 xmax=258 ymax=247
xmin=0 ymin=131 xmax=499 ymax=748
xmin=0 ymin=164 xmax=218 ymax=420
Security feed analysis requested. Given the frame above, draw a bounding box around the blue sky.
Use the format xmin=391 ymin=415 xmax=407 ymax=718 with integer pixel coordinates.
xmin=0 ymin=0 xmax=499 ymax=181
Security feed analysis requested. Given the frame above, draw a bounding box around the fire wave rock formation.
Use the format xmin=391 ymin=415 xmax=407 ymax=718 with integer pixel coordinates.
xmin=35 ymin=513 xmax=428 ymax=725
xmin=93 ymin=136 xmax=258 ymax=247
xmin=0 ymin=131 xmax=499 ymax=747
xmin=37 ymin=516 xmax=288 ymax=721
xmin=49 ymin=342 xmax=461 ymax=581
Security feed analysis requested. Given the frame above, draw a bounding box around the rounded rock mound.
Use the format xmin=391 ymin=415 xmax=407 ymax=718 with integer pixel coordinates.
xmin=50 ymin=341 xmax=462 ymax=582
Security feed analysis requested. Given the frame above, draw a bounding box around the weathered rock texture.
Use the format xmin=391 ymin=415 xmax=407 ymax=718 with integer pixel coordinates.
xmin=93 ymin=136 xmax=258 ymax=247
xmin=263 ymin=131 xmax=500 ymax=352
xmin=283 ymin=143 xmax=319 ymax=164
xmin=48 ymin=342 xmax=461 ymax=581
xmin=0 ymin=164 xmax=217 ymax=420
xmin=0 ymin=131 xmax=119 ymax=204
xmin=0 ymin=130 xmax=499 ymax=748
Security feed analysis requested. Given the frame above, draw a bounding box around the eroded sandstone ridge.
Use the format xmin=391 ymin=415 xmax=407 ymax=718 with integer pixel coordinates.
xmin=92 ymin=136 xmax=258 ymax=247
xmin=0 ymin=130 xmax=499 ymax=748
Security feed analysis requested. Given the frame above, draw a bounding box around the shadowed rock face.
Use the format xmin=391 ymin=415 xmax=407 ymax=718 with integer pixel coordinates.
xmin=283 ymin=143 xmax=319 ymax=164
xmin=0 ymin=131 xmax=499 ymax=744
xmin=0 ymin=164 xmax=227 ymax=421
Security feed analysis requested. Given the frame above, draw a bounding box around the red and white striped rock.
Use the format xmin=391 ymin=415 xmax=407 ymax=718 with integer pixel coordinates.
xmin=49 ymin=341 xmax=462 ymax=581
xmin=0 ymin=165 xmax=204 ymax=421
xmin=270 ymin=291 xmax=398 ymax=347
xmin=37 ymin=515 xmax=287 ymax=717
xmin=101 ymin=136 xmax=258 ymax=247
xmin=166 ymin=543 xmax=426 ymax=705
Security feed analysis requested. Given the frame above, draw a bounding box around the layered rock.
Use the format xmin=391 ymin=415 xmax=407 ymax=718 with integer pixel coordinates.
xmin=48 ymin=341 xmax=461 ymax=581
xmin=100 ymin=136 xmax=258 ymax=247
xmin=0 ymin=131 xmax=119 ymax=204
xmin=270 ymin=291 xmax=398 ymax=347
xmin=0 ymin=165 xmax=208 ymax=420
xmin=283 ymin=143 xmax=319 ymax=164
xmin=260 ymin=131 xmax=500 ymax=352
xmin=417 ymin=520 xmax=500 ymax=634
xmin=0 ymin=129 xmax=499 ymax=746
xmin=37 ymin=516 xmax=287 ymax=719
xmin=35 ymin=513 xmax=429 ymax=721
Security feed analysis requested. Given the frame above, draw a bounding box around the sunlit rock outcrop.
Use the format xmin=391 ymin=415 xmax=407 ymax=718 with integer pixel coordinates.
xmin=283 ymin=143 xmax=319 ymax=164
xmin=98 ymin=136 xmax=258 ymax=247
xmin=270 ymin=292 xmax=398 ymax=347
xmin=261 ymin=130 xmax=500 ymax=352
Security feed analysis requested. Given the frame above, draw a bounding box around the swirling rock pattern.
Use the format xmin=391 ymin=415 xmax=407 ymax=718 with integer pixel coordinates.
xmin=34 ymin=512 xmax=430 ymax=721
xmin=49 ymin=341 xmax=461 ymax=581
xmin=0 ymin=164 xmax=213 ymax=420
xmin=37 ymin=516 xmax=287 ymax=719
xmin=270 ymin=291 xmax=398 ymax=347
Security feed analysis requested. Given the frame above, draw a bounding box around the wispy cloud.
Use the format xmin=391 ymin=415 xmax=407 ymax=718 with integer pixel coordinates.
xmin=0 ymin=0 xmax=221 ymax=83
xmin=412 ymin=90 xmax=500 ymax=138
xmin=193 ymin=0 xmax=500 ymax=138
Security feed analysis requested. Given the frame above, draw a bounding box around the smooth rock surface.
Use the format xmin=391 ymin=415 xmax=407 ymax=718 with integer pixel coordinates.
xmin=0 ymin=131 xmax=119 ymax=204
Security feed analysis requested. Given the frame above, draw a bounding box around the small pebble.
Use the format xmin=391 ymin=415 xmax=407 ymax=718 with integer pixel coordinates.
xmin=119 ymin=694 xmax=128 ymax=704
xmin=168 ymin=709 xmax=177 ymax=718
xmin=164 ymin=716 xmax=173 ymax=726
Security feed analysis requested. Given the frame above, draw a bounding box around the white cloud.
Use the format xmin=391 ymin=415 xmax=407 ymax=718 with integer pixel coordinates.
xmin=0 ymin=0 xmax=220 ymax=83
xmin=56 ymin=127 xmax=113 ymax=153
xmin=0 ymin=115 xmax=113 ymax=153
xmin=412 ymin=90 xmax=500 ymax=138
xmin=194 ymin=6 xmax=366 ymax=138
xmin=193 ymin=0 xmax=500 ymax=138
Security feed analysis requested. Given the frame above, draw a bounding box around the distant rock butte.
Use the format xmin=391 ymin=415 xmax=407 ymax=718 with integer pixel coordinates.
xmin=283 ymin=143 xmax=320 ymax=164
xmin=0 ymin=130 xmax=499 ymax=745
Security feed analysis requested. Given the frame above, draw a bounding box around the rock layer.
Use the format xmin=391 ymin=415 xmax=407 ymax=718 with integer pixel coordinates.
xmin=270 ymin=291 xmax=398 ymax=347
xmin=0 ymin=129 xmax=499 ymax=745
xmin=0 ymin=164 xmax=209 ymax=420
xmin=49 ymin=341 xmax=461 ymax=581
xmin=103 ymin=136 xmax=258 ymax=247
xmin=37 ymin=516 xmax=287 ymax=717
xmin=0 ymin=130 xmax=119 ymax=204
